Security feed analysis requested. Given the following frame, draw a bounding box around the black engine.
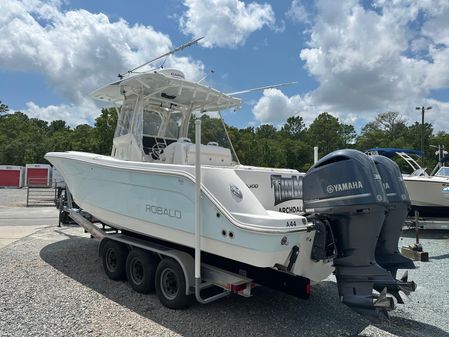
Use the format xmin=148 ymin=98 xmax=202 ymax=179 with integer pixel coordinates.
xmin=303 ymin=149 xmax=416 ymax=318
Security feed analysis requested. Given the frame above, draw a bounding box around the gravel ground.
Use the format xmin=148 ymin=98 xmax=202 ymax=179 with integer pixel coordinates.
xmin=0 ymin=188 xmax=27 ymax=208
xmin=0 ymin=222 xmax=448 ymax=337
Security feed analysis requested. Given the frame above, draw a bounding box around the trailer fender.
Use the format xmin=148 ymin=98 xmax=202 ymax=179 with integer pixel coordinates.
xmin=161 ymin=250 xmax=195 ymax=295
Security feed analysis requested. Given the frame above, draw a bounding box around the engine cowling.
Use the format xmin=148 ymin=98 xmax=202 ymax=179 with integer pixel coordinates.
xmin=303 ymin=149 xmax=415 ymax=318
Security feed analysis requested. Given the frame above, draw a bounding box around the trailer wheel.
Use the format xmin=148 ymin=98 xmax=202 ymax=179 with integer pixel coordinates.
xmin=102 ymin=240 xmax=128 ymax=280
xmin=126 ymin=249 xmax=158 ymax=294
xmin=155 ymin=258 xmax=192 ymax=309
xmin=58 ymin=210 xmax=70 ymax=225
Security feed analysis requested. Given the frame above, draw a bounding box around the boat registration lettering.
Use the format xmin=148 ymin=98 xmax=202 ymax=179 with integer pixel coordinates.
xmin=286 ymin=221 xmax=297 ymax=227
xmin=145 ymin=204 xmax=182 ymax=219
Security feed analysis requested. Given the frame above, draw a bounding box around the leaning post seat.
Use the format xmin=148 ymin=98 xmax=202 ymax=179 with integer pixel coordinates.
xmin=160 ymin=138 xmax=233 ymax=166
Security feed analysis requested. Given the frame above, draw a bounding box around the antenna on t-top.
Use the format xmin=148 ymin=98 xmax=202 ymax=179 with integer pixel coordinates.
xmin=118 ymin=36 xmax=204 ymax=79
xmin=197 ymin=69 xmax=215 ymax=84
xmin=226 ymin=81 xmax=298 ymax=96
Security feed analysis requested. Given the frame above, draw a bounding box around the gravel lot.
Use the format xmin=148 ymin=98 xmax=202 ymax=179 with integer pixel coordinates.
xmin=0 ymin=188 xmax=27 ymax=208
xmin=0 ymin=190 xmax=448 ymax=336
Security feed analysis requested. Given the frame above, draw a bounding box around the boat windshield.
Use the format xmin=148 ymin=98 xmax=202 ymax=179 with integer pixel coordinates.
xmin=411 ymin=167 xmax=427 ymax=176
xmin=435 ymin=167 xmax=449 ymax=177
xmin=142 ymin=110 xmax=162 ymax=136
xmin=142 ymin=109 xmax=184 ymax=139
xmin=114 ymin=94 xmax=137 ymax=138
xmin=165 ymin=112 xmax=183 ymax=139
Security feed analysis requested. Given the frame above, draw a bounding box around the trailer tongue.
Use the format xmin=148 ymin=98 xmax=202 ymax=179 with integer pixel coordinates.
xmin=303 ymin=149 xmax=416 ymax=318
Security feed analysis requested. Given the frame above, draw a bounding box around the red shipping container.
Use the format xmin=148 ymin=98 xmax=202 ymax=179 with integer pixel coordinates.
xmin=25 ymin=164 xmax=51 ymax=187
xmin=0 ymin=166 xmax=24 ymax=188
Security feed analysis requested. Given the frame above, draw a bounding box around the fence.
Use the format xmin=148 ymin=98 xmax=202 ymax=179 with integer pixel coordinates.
xmin=26 ymin=178 xmax=64 ymax=207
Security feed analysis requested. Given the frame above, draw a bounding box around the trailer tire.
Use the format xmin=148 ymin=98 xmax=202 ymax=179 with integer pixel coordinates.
xmin=102 ymin=240 xmax=128 ymax=280
xmin=126 ymin=249 xmax=158 ymax=294
xmin=155 ymin=258 xmax=192 ymax=309
xmin=59 ymin=210 xmax=70 ymax=225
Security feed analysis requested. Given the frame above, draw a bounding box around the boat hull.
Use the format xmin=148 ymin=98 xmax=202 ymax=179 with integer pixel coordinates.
xmin=45 ymin=151 xmax=333 ymax=282
xmin=403 ymin=176 xmax=449 ymax=217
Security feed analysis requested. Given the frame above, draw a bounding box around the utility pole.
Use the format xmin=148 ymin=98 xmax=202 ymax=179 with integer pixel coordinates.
xmin=415 ymin=106 xmax=432 ymax=157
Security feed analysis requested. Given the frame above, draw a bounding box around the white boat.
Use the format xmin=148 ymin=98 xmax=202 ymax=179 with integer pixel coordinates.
xmin=403 ymin=174 xmax=449 ymax=218
xmin=366 ymin=148 xmax=449 ymax=218
xmin=46 ymin=49 xmax=416 ymax=317
xmin=46 ymin=68 xmax=330 ymax=279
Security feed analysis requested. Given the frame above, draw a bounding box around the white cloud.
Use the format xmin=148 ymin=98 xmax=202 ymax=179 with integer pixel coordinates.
xmin=286 ymin=0 xmax=308 ymax=24
xmin=252 ymin=88 xmax=322 ymax=127
xmin=0 ymin=0 xmax=205 ymax=125
xmin=253 ymin=0 xmax=449 ymax=131
xmin=179 ymin=0 xmax=276 ymax=48
xmin=23 ymin=99 xmax=99 ymax=126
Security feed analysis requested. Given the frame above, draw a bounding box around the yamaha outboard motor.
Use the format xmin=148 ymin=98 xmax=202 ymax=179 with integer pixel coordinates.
xmin=303 ymin=149 xmax=411 ymax=318
xmin=371 ymin=155 xmax=416 ymax=302
xmin=371 ymin=155 xmax=416 ymax=275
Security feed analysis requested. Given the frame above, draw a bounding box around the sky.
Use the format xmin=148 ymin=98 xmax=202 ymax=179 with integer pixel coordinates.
xmin=1 ymin=0 xmax=449 ymax=133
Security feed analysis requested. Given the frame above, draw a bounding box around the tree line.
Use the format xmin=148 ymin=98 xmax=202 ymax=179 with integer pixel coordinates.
xmin=1 ymin=100 xmax=448 ymax=172
xmin=0 ymin=105 xmax=117 ymax=166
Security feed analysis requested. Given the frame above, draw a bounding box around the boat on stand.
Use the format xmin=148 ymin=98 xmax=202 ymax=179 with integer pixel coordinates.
xmin=367 ymin=148 xmax=449 ymax=221
xmin=46 ymin=40 xmax=417 ymax=319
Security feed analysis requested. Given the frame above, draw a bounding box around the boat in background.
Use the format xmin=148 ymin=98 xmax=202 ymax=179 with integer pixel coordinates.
xmin=366 ymin=148 xmax=449 ymax=218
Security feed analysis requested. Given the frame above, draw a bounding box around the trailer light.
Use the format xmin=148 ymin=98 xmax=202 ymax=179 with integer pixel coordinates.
xmin=306 ymin=282 xmax=311 ymax=296
xmin=230 ymin=283 xmax=247 ymax=293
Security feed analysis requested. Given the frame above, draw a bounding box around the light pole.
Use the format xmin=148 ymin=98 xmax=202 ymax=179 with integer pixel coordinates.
xmin=416 ymin=106 xmax=432 ymax=157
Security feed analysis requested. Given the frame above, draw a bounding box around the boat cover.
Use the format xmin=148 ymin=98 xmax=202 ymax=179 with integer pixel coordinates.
xmin=366 ymin=148 xmax=424 ymax=158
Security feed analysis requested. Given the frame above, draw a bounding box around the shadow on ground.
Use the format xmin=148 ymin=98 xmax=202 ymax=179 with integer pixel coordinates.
xmin=40 ymin=233 xmax=448 ymax=337
xmin=373 ymin=316 xmax=449 ymax=337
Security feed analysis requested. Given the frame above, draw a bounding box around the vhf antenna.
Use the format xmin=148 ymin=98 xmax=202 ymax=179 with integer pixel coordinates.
xmin=226 ymin=81 xmax=297 ymax=96
xmin=118 ymin=36 xmax=204 ymax=79
xmin=197 ymin=69 xmax=215 ymax=84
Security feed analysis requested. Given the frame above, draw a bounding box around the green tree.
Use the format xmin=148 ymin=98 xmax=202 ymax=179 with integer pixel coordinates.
xmin=281 ymin=116 xmax=306 ymax=139
xmin=95 ymin=107 xmax=118 ymax=155
xmin=0 ymin=100 xmax=9 ymax=115
xmin=255 ymin=124 xmax=277 ymax=140
xmin=356 ymin=111 xmax=408 ymax=150
xmin=71 ymin=124 xmax=98 ymax=152
xmin=281 ymin=137 xmax=312 ymax=171
xmin=230 ymin=126 xmax=258 ymax=165
xmin=0 ymin=112 xmax=48 ymax=165
xmin=306 ymin=112 xmax=348 ymax=156
xmin=339 ymin=123 xmax=356 ymax=147
xmin=254 ymin=124 xmax=286 ymax=168
xmin=406 ymin=121 xmax=433 ymax=153
xmin=48 ymin=120 xmax=70 ymax=134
